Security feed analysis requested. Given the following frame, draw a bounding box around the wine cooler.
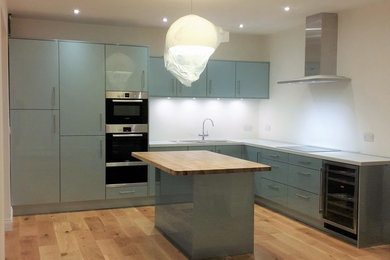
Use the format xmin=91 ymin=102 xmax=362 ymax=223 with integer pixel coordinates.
xmin=322 ymin=161 xmax=359 ymax=238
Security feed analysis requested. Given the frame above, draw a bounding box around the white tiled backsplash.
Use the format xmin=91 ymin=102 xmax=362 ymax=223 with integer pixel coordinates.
xmin=149 ymin=98 xmax=260 ymax=141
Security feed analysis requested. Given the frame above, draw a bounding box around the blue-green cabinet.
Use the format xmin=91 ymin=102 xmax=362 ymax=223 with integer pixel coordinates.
xmin=149 ymin=57 xmax=207 ymax=97
xmin=106 ymin=45 xmax=148 ymax=91
xmin=216 ymin=145 xmax=243 ymax=158
xmin=236 ymin=62 xmax=269 ymax=98
xmin=10 ymin=110 xmax=60 ymax=206
xmin=207 ymin=60 xmax=236 ymax=98
xmin=188 ymin=145 xmax=216 ymax=152
xmin=9 ymin=39 xmax=59 ymax=109
xmin=59 ymin=42 xmax=105 ymax=136
xmin=149 ymin=57 xmax=176 ymax=96
xmin=60 ymin=136 xmax=106 ymax=202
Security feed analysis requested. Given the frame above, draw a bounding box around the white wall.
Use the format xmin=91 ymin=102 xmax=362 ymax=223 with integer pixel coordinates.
xmin=259 ymin=1 xmax=390 ymax=156
xmin=10 ymin=17 xmax=269 ymax=61
xmin=149 ymin=98 xmax=259 ymax=141
xmin=0 ymin=0 xmax=8 ymax=257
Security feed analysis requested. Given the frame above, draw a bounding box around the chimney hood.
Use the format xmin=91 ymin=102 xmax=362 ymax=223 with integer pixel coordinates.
xmin=278 ymin=13 xmax=350 ymax=84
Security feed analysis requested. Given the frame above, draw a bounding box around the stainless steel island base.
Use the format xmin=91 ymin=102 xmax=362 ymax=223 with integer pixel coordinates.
xmin=155 ymin=169 xmax=254 ymax=260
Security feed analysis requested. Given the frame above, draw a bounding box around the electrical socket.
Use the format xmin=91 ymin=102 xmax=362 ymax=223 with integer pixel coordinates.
xmin=363 ymin=132 xmax=375 ymax=142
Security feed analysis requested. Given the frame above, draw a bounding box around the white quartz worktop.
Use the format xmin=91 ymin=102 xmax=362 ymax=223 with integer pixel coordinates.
xmin=149 ymin=139 xmax=390 ymax=166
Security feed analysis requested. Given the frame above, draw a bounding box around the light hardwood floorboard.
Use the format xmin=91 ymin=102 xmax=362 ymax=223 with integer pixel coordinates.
xmin=5 ymin=204 xmax=390 ymax=259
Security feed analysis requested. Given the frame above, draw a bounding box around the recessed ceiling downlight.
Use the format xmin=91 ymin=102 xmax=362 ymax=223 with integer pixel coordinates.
xmin=163 ymin=17 xmax=168 ymax=23
xmin=73 ymin=9 xmax=80 ymax=15
xmin=239 ymin=24 xmax=244 ymax=29
xmin=284 ymin=6 xmax=290 ymax=12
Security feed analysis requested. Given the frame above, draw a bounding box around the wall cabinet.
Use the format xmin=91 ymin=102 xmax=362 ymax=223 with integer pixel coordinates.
xmin=60 ymin=136 xmax=106 ymax=202
xmin=235 ymin=62 xmax=269 ymax=98
xmin=106 ymin=45 xmax=148 ymax=91
xmin=59 ymin=42 xmax=105 ymax=136
xmin=149 ymin=57 xmax=207 ymax=97
xmin=10 ymin=110 xmax=60 ymax=206
xmin=149 ymin=57 xmax=270 ymax=99
xmin=9 ymin=39 xmax=59 ymax=109
xmin=207 ymin=60 xmax=236 ymax=98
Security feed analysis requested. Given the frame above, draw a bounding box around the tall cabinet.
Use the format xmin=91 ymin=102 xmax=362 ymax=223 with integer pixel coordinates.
xmin=9 ymin=39 xmax=60 ymax=205
xmin=59 ymin=41 xmax=106 ymax=202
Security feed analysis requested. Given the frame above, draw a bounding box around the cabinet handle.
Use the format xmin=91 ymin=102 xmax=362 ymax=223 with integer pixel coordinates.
xmin=99 ymin=113 xmax=103 ymax=132
xmin=119 ymin=190 xmax=136 ymax=194
xmin=319 ymin=167 xmax=324 ymax=213
xmin=51 ymin=87 xmax=56 ymax=107
xmin=298 ymin=172 xmax=311 ymax=176
xmin=52 ymin=114 xmax=56 ymax=134
xmin=268 ymin=185 xmax=279 ymax=190
xmin=100 ymin=140 xmax=103 ymax=159
xmin=269 ymin=155 xmax=279 ymax=159
xmin=141 ymin=70 xmax=145 ymax=90
xmin=208 ymin=80 xmax=212 ymax=94
xmin=171 ymin=79 xmax=175 ymax=94
xmin=237 ymin=80 xmax=241 ymax=95
xmin=295 ymin=193 xmax=310 ymax=200
xmin=299 ymin=161 xmax=311 ymax=165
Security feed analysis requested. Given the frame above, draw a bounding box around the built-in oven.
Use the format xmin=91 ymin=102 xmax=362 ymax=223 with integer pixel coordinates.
xmin=106 ymin=124 xmax=148 ymax=186
xmin=322 ymin=161 xmax=359 ymax=240
xmin=106 ymin=91 xmax=148 ymax=125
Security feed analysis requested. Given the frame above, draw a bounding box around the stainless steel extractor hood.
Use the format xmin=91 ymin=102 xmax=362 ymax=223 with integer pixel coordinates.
xmin=278 ymin=13 xmax=350 ymax=84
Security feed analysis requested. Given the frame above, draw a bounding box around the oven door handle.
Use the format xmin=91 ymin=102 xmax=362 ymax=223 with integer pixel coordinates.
xmin=112 ymin=134 xmax=144 ymax=137
xmin=106 ymin=162 xmax=147 ymax=167
xmin=112 ymin=99 xmax=143 ymax=103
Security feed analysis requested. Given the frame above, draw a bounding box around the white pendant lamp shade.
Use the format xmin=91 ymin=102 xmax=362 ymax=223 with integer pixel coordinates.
xmin=164 ymin=14 xmax=229 ymax=87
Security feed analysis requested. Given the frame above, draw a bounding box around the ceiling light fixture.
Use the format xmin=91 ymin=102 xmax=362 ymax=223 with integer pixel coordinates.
xmin=164 ymin=1 xmax=229 ymax=87
xmin=163 ymin=17 xmax=168 ymax=23
xmin=239 ymin=24 xmax=244 ymax=29
xmin=73 ymin=9 xmax=80 ymax=15
xmin=284 ymin=6 xmax=290 ymax=12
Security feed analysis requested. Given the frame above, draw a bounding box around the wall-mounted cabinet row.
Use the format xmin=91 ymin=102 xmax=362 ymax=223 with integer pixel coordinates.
xmin=149 ymin=57 xmax=270 ymax=99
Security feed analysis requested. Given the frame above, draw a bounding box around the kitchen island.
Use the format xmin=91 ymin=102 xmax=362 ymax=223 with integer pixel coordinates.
xmin=132 ymin=150 xmax=271 ymax=259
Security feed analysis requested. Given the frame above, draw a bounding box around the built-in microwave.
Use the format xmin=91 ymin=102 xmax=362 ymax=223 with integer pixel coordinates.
xmin=106 ymin=91 xmax=148 ymax=125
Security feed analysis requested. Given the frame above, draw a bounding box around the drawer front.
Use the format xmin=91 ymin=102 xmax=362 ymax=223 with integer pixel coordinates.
xmin=106 ymin=185 xmax=148 ymax=199
xmin=287 ymin=187 xmax=321 ymax=220
xmin=260 ymin=149 xmax=289 ymax=163
xmin=259 ymin=178 xmax=287 ymax=206
xmin=288 ymin=165 xmax=320 ymax=194
xmin=259 ymin=159 xmax=288 ymax=184
xmin=289 ymin=154 xmax=322 ymax=170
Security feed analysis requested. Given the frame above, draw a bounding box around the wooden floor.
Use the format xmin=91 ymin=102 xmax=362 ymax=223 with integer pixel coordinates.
xmin=5 ymin=204 xmax=390 ymax=260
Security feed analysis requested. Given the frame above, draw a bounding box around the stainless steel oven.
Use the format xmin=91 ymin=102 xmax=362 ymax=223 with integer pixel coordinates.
xmin=106 ymin=123 xmax=148 ymax=186
xmin=106 ymin=91 xmax=148 ymax=125
xmin=322 ymin=161 xmax=359 ymax=239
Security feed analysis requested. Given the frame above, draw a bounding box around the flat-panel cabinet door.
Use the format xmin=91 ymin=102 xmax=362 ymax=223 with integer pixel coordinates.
xmin=149 ymin=57 xmax=176 ymax=96
xmin=216 ymin=145 xmax=243 ymax=158
xmin=176 ymin=70 xmax=207 ymax=97
xmin=236 ymin=62 xmax=269 ymax=98
xmin=207 ymin=60 xmax=236 ymax=98
xmin=106 ymin=45 xmax=148 ymax=91
xmin=9 ymin=39 xmax=59 ymax=109
xmin=61 ymin=136 xmax=105 ymax=202
xmin=11 ymin=110 xmax=60 ymax=206
xmin=60 ymin=42 xmax=105 ymax=135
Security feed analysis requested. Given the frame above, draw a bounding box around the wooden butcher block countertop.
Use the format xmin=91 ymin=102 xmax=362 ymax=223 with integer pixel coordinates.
xmin=132 ymin=150 xmax=271 ymax=176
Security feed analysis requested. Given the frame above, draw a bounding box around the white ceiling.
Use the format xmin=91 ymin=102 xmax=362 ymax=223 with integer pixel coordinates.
xmin=6 ymin=0 xmax=383 ymax=34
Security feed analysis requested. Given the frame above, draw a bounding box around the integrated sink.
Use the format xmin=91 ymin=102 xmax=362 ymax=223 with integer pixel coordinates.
xmin=172 ymin=139 xmax=232 ymax=144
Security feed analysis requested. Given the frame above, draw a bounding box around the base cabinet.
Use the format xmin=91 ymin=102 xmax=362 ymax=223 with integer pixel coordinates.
xmin=60 ymin=136 xmax=106 ymax=202
xmin=10 ymin=110 xmax=60 ymax=206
